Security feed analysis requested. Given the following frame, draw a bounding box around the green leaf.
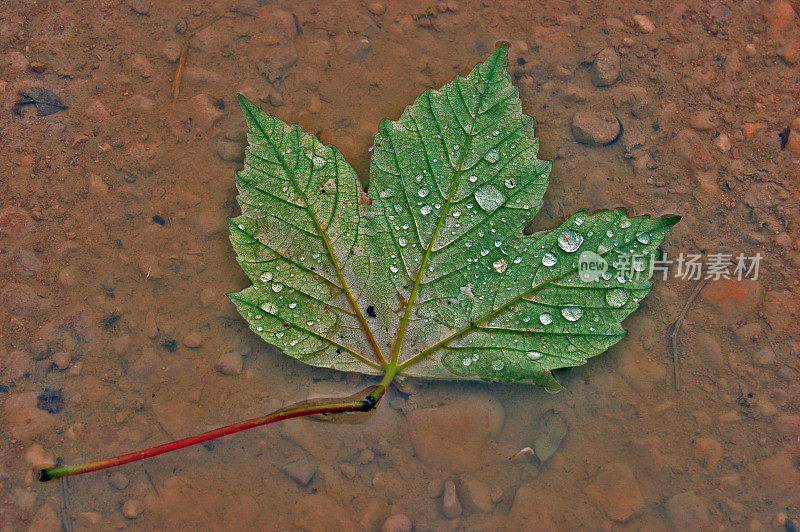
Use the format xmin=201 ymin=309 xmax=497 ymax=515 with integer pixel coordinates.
xmin=229 ymin=43 xmax=679 ymax=387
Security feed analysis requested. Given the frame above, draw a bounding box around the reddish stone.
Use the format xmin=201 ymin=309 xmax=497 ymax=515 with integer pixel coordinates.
xmin=584 ymin=462 xmax=644 ymax=522
xmin=701 ymin=279 xmax=763 ymax=321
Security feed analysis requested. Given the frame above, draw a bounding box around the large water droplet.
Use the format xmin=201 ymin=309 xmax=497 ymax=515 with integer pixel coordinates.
xmin=636 ymin=232 xmax=651 ymax=244
xmin=491 ymin=359 xmax=505 ymax=371
xmin=398 ymin=237 xmax=407 ymax=247
xmin=540 ymin=313 xmax=553 ymax=325
xmin=526 ymin=351 xmax=543 ymax=360
xmin=606 ymin=288 xmax=628 ymax=308
xmin=561 ymin=307 xmax=583 ymax=321
xmin=493 ymin=258 xmax=508 ymax=273
xmin=484 ymin=150 xmax=500 ymax=163
xmin=271 ymin=282 xmax=283 ymax=293
xmin=260 ymin=271 xmax=273 ymax=282
xmin=474 ymin=184 xmax=505 ymax=213
xmin=542 ymin=252 xmax=558 ymax=267
xmin=418 ymin=188 xmax=429 ymax=198
xmin=557 ymin=230 xmax=583 ymax=253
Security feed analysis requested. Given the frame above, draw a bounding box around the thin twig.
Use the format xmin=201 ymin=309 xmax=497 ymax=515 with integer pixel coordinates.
xmin=669 ymin=278 xmax=709 ymax=390
xmin=171 ymin=13 xmax=226 ymax=100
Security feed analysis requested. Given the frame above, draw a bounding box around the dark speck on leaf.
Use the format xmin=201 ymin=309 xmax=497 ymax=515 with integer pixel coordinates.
xmin=152 ymin=214 xmax=166 ymax=225
xmin=366 ymin=305 xmax=376 ymax=318
xmin=163 ymin=339 xmax=178 ymax=352
xmin=37 ymin=388 xmax=64 ymax=413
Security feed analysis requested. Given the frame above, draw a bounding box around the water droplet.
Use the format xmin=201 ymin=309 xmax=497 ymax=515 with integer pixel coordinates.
xmin=542 ymin=252 xmax=558 ymax=267
xmin=557 ymin=230 xmax=583 ymax=253
xmin=311 ymin=156 xmax=327 ymax=169
xmin=398 ymin=237 xmax=407 ymax=247
xmin=260 ymin=271 xmax=273 ymax=282
xmin=468 ymin=175 xmax=478 ymax=182
xmin=420 ymin=205 xmax=432 ymax=215
xmin=260 ymin=301 xmax=277 ymax=313
xmin=540 ymin=313 xmax=553 ymax=325
xmin=575 ymin=214 xmax=586 ymax=226
xmin=462 ymin=357 xmax=472 ymax=367
xmin=491 ymin=359 xmax=505 ymax=371
xmin=620 ymin=220 xmax=632 ymax=228
xmin=288 ymin=302 xmax=297 ymax=309
xmin=484 ymin=150 xmax=500 ymax=163
xmin=636 ymin=232 xmax=651 ymax=244
xmin=238 ymin=223 xmax=246 ymax=230
xmin=493 ymin=258 xmax=508 ymax=273
xmin=504 ymin=178 xmax=516 ymax=189
xmin=526 ymin=351 xmax=543 ymax=360
xmin=389 ymin=265 xmax=399 ymax=274
xmin=452 ymin=211 xmax=461 ymax=218
xmin=256 ymin=326 xmax=263 ymax=331
xmin=606 ymin=229 xmax=614 ymax=238
xmin=513 ymin=256 xmax=523 ymax=264
xmin=492 ymin=130 xmax=500 ymax=136
xmin=561 ymin=307 xmax=583 ymax=321
xmin=474 ymin=184 xmax=505 ymax=213
xmin=606 ymin=288 xmax=628 ymax=308
xmin=418 ymin=188 xmax=429 ymax=198
xmin=271 ymin=282 xmax=283 ymax=293
xmin=415 ymin=174 xmax=423 ymax=182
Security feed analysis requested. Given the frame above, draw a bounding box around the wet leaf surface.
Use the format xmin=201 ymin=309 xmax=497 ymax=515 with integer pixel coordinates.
xmin=229 ymin=44 xmax=678 ymax=386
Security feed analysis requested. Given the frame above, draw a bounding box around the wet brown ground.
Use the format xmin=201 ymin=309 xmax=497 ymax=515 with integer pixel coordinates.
xmin=2 ymin=0 xmax=799 ymax=530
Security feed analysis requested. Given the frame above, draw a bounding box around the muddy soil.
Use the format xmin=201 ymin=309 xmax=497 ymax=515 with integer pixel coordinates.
xmin=1 ymin=0 xmax=799 ymax=530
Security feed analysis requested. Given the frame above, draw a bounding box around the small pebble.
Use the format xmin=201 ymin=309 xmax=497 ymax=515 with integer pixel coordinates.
xmin=381 ymin=513 xmax=412 ymax=532
xmin=357 ymin=448 xmax=375 ymax=465
xmin=183 ymin=332 xmax=202 ymax=348
xmin=368 ymin=2 xmax=386 ymax=16
xmin=51 ymin=351 xmax=70 ymax=370
xmin=571 ymin=111 xmax=621 ymax=146
xmin=590 ymin=47 xmax=620 ymax=86
xmin=632 ymin=14 xmax=655 ymax=33
xmin=281 ymin=459 xmax=316 ymax=486
xmin=442 ymin=480 xmax=462 ymax=518
xmin=215 ymin=351 xmax=243 ymax=375
xmin=122 ymin=499 xmax=144 ymax=519
xmin=753 ymin=347 xmax=776 ymax=366
xmin=128 ymin=0 xmax=150 ymax=15
xmin=108 ymin=471 xmax=130 ymax=490
xmin=714 ymin=133 xmax=731 ymax=152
